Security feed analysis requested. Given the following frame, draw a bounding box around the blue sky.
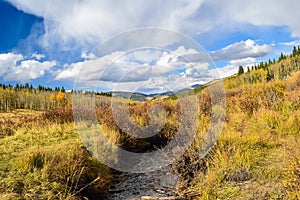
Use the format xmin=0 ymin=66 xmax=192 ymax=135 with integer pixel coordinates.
xmin=0 ymin=0 xmax=300 ymax=93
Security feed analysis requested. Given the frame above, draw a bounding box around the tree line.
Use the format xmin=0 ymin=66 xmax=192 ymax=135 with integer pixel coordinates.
xmin=231 ymin=45 xmax=300 ymax=88
xmin=0 ymin=83 xmax=114 ymax=112
xmin=0 ymin=84 xmax=70 ymax=112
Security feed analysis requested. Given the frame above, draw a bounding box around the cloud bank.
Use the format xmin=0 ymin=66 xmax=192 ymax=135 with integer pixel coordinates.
xmin=7 ymin=0 xmax=300 ymax=49
xmin=7 ymin=0 xmax=203 ymax=49
xmin=0 ymin=37 xmax=273 ymax=92
xmin=54 ymin=39 xmax=270 ymax=93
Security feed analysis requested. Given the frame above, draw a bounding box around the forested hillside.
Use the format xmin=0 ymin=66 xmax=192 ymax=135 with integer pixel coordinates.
xmin=225 ymin=46 xmax=300 ymax=88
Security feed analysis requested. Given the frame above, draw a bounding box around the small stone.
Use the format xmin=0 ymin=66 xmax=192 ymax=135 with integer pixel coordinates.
xmin=141 ymin=197 xmax=159 ymax=200
xmin=141 ymin=196 xmax=185 ymax=200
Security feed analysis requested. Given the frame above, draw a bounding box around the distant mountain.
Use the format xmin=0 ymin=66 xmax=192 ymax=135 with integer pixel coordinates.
xmin=111 ymin=91 xmax=149 ymax=101
xmin=107 ymin=83 xmax=204 ymax=101
xmin=191 ymin=84 xmax=202 ymax=88
xmin=147 ymin=91 xmax=175 ymax=97
xmin=164 ymin=84 xmax=204 ymax=95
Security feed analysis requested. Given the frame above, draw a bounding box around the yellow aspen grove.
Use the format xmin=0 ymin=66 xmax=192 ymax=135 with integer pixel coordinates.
xmin=57 ymin=92 xmax=66 ymax=107
xmin=49 ymin=93 xmax=56 ymax=101
xmin=57 ymin=92 xmax=65 ymax=100
xmin=49 ymin=93 xmax=57 ymax=109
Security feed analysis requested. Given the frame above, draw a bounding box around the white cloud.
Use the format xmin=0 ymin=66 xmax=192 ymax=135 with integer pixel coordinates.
xmin=55 ymin=51 xmax=124 ymax=81
xmin=6 ymin=0 xmax=300 ymax=94
xmin=185 ymin=67 xmax=208 ymax=79
xmin=0 ymin=53 xmax=56 ymax=83
xmin=7 ymin=0 xmax=203 ymax=49
xmin=32 ymin=53 xmax=45 ymax=60
xmin=54 ymin=45 xmax=220 ymax=93
xmin=55 ymin=63 xmax=82 ymax=80
xmin=208 ymin=57 xmax=260 ymax=79
xmin=0 ymin=53 xmax=23 ymax=76
xmin=0 ymin=39 xmax=271 ymax=92
xmin=222 ymin=0 xmax=300 ymax=37
xmin=278 ymin=40 xmax=300 ymax=47
xmin=56 ymin=46 xmax=211 ymax=83
xmin=173 ymin=40 xmax=272 ymax=64
xmin=210 ymin=39 xmax=272 ymax=61
xmin=7 ymin=0 xmax=300 ymax=52
xmin=55 ymin=39 xmax=273 ymax=93
xmin=155 ymin=46 xmax=211 ymax=72
xmin=209 ymin=65 xmax=238 ymax=79
xmin=229 ymin=57 xmax=258 ymax=66
xmin=5 ymin=0 xmax=300 ymax=93
xmin=80 ymin=52 xmax=97 ymax=60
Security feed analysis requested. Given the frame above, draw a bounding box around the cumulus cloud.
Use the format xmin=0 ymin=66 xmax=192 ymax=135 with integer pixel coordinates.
xmin=81 ymin=52 xmax=97 ymax=59
xmin=156 ymin=46 xmax=205 ymax=68
xmin=0 ymin=53 xmax=23 ymax=76
xmin=210 ymin=39 xmax=272 ymax=61
xmin=54 ymin=38 xmax=274 ymax=93
xmin=0 ymin=53 xmax=56 ymax=82
xmin=55 ymin=51 xmax=123 ymax=81
xmin=173 ymin=40 xmax=272 ymax=64
xmin=54 ymin=45 xmax=224 ymax=93
xmin=185 ymin=65 xmax=209 ymax=79
xmin=55 ymin=46 xmax=211 ymax=83
xmin=56 ymin=51 xmax=168 ymax=83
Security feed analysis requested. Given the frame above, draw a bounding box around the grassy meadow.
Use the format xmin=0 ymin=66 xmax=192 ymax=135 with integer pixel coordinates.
xmin=0 ymin=110 xmax=112 ymax=199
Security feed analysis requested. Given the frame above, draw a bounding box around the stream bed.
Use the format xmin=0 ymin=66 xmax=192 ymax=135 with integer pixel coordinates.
xmin=105 ymin=165 xmax=180 ymax=200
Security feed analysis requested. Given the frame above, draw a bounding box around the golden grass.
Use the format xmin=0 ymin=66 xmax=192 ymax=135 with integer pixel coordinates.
xmin=184 ymin=71 xmax=300 ymax=199
xmin=0 ymin=111 xmax=111 ymax=199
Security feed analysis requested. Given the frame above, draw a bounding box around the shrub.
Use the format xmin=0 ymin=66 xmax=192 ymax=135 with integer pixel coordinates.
xmin=16 ymin=145 xmax=111 ymax=199
xmin=283 ymin=140 xmax=300 ymax=199
xmin=44 ymin=107 xmax=73 ymax=123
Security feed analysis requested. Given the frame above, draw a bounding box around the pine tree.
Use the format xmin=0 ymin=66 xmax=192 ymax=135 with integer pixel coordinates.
xmin=238 ymin=66 xmax=244 ymax=75
xmin=265 ymin=69 xmax=272 ymax=82
xmin=247 ymin=66 xmax=250 ymax=73
xmin=293 ymin=46 xmax=297 ymax=57
xmin=279 ymin=52 xmax=284 ymax=61
xmin=268 ymin=59 xmax=272 ymax=66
